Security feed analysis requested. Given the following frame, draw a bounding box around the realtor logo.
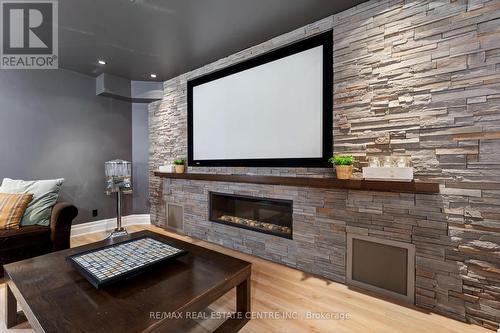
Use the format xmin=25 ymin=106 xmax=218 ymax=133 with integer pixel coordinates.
xmin=1 ymin=0 xmax=58 ymax=69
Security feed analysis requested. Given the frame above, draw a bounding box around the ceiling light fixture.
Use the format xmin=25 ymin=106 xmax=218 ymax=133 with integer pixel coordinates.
xmin=98 ymin=60 xmax=107 ymax=65
xmin=150 ymin=73 xmax=157 ymax=79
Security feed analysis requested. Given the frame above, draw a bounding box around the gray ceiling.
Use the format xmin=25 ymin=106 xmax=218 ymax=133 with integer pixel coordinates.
xmin=59 ymin=0 xmax=365 ymax=81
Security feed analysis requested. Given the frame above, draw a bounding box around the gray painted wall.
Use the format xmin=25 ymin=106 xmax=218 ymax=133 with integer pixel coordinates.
xmin=0 ymin=69 xmax=133 ymax=224
xmin=131 ymin=81 xmax=163 ymax=100
xmin=130 ymin=81 xmax=162 ymax=214
xmin=132 ymin=102 xmax=149 ymax=214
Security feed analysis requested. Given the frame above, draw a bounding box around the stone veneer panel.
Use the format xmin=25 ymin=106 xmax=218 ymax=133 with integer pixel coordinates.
xmin=149 ymin=1 xmax=500 ymax=330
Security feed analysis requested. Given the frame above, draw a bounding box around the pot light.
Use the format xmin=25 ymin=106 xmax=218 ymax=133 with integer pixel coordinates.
xmin=98 ymin=60 xmax=107 ymax=65
xmin=150 ymin=73 xmax=157 ymax=79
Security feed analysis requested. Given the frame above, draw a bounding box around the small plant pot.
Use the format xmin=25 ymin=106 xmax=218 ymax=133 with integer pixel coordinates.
xmin=175 ymin=165 xmax=185 ymax=173
xmin=335 ymin=165 xmax=353 ymax=180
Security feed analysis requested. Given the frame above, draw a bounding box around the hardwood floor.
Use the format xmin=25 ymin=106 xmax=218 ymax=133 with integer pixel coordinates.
xmin=0 ymin=224 xmax=489 ymax=333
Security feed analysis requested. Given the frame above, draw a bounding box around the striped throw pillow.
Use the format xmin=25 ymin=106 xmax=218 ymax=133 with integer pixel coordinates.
xmin=0 ymin=193 xmax=34 ymax=230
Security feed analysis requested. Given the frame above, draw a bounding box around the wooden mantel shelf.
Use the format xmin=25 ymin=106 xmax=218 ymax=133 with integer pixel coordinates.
xmin=153 ymin=171 xmax=440 ymax=194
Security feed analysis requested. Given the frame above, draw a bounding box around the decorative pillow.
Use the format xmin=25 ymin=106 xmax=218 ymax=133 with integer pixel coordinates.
xmin=0 ymin=178 xmax=64 ymax=226
xmin=0 ymin=193 xmax=34 ymax=229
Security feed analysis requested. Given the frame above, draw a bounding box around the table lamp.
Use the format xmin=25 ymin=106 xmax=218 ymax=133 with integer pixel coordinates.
xmin=105 ymin=159 xmax=132 ymax=238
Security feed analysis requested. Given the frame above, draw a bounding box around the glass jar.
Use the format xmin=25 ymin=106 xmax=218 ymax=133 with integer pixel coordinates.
xmin=396 ymin=157 xmax=407 ymax=168
xmin=368 ymin=156 xmax=381 ymax=167
xmin=383 ymin=156 xmax=395 ymax=167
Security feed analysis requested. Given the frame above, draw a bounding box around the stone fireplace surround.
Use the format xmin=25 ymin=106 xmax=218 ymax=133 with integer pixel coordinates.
xmin=150 ymin=1 xmax=500 ymax=330
xmin=158 ymin=176 xmax=434 ymax=284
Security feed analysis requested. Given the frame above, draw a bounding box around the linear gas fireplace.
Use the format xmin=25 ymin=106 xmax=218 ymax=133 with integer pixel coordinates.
xmin=209 ymin=192 xmax=293 ymax=239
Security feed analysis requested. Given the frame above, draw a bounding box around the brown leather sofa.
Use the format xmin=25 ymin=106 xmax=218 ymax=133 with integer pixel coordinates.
xmin=0 ymin=202 xmax=78 ymax=277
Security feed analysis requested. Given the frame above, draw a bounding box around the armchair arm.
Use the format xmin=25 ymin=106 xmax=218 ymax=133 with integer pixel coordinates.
xmin=50 ymin=202 xmax=78 ymax=251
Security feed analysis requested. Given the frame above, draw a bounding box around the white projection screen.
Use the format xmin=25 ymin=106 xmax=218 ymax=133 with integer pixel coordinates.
xmin=188 ymin=31 xmax=332 ymax=167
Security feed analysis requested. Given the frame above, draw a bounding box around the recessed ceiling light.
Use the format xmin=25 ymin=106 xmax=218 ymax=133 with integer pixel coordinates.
xmin=150 ymin=73 xmax=157 ymax=79
xmin=98 ymin=60 xmax=107 ymax=65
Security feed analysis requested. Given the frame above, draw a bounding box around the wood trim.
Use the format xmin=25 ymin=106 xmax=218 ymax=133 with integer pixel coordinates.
xmin=70 ymin=214 xmax=151 ymax=237
xmin=153 ymin=172 xmax=440 ymax=194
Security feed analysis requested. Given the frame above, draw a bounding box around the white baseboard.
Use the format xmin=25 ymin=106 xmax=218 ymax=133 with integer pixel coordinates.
xmin=71 ymin=214 xmax=151 ymax=237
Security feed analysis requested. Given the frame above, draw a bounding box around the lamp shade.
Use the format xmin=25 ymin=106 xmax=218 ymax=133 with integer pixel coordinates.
xmin=105 ymin=159 xmax=132 ymax=194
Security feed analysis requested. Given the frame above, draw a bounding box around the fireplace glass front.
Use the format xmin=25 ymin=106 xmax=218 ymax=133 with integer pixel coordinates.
xmin=209 ymin=192 xmax=293 ymax=239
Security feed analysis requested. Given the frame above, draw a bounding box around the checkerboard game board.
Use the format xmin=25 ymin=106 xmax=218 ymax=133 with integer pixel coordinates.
xmin=68 ymin=237 xmax=187 ymax=288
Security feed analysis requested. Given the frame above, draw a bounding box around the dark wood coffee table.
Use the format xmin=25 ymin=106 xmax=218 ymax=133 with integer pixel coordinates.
xmin=4 ymin=230 xmax=251 ymax=333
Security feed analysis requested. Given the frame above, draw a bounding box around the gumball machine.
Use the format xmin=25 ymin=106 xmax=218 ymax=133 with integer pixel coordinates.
xmin=105 ymin=159 xmax=132 ymax=238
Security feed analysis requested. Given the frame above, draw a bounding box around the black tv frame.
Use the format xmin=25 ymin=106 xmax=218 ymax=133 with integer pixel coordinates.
xmin=187 ymin=30 xmax=333 ymax=168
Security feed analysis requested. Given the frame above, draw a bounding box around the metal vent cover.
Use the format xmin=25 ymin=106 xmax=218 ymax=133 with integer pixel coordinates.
xmin=347 ymin=234 xmax=415 ymax=304
xmin=165 ymin=202 xmax=184 ymax=233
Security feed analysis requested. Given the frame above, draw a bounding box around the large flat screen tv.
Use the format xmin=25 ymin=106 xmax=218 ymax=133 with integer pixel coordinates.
xmin=188 ymin=30 xmax=333 ymax=167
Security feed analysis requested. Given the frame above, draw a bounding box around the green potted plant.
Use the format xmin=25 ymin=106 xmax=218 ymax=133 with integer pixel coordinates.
xmin=173 ymin=158 xmax=186 ymax=173
xmin=329 ymin=155 xmax=354 ymax=180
